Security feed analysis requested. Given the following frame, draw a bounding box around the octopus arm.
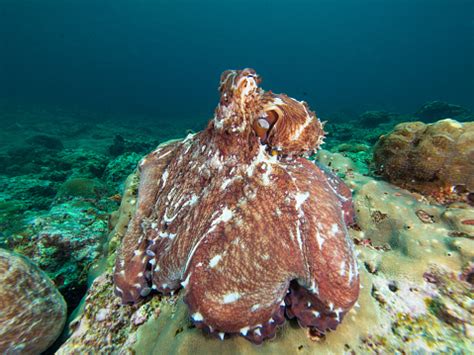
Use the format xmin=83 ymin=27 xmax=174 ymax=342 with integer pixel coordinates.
xmin=114 ymin=141 xmax=181 ymax=304
xmin=169 ymin=173 xmax=309 ymax=343
xmin=314 ymin=161 xmax=355 ymax=226
xmin=283 ymin=159 xmax=360 ymax=331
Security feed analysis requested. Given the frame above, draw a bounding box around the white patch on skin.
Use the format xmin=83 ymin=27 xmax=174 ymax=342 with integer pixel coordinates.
xmin=186 ymin=194 xmax=199 ymax=206
xmin=261 ymin=163 xmax=272 ymax=185
xmin=163 ymin=210 xmax=179 ymax=223
xmin=181 ymin=273 xmax=191 ymax=288
xmin=246 ymin=144 xmax=278 ymax=177
xmin=133 ymin=250 xmax=142 ymax=256
xmin=218 ymin=332 xmax=225 ymax=340
xmin=222 ymin=292 xmax=241 ymax=304
xmin=334 ymin=308 xmax=343 ymax=322
xmin=315 ymin=225 xmax=325 ymax=249
xmin=295 ymin=220 xmax=304 ymax=253
xmin=192 ymin=312 xmax=204 ymax=322
xmin=183 ymin=132 xmax=196 ymax=143
xmin=348 ymin=262 xmax=354 ymax=284
xmin=309 ymin=280 xmax=319 ymax=295
xmin=159 ymin=231 xmax=177 ymax=239
xmin=273 ymin=97 xmax=285 ymax=105
xmin=161 ymin=169 xmax=169 ymax=187
xmin=209 ymin=254 xmax=222 ymax=268
xmin=330 ymin=223 xmax=340 ymax=236
xmin=290 ymin=104 xmax=314 ymax=141
xmin=251 ymin=304 xmax=260 ymax=312
xmin=295 ymin=191 xmax=310 ymax=210
xmin=312 ymin=310 xmax=320 ymax=317
xmin=340 ymin=261 xmax=346 ymax=276
xmin=254 ymin=328 xmax=262 ymax=337
xmin=221 ymin=178 xmax=233 ymax=190
xmin=209 ymin=152 xmax=224 ymax=171
xmin=219 ymin=207 xmax=233 ymax=223
xmin=156 ymin=149 xmax=173 ymax=160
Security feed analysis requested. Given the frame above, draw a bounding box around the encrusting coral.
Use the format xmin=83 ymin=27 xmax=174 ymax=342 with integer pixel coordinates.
xmin=373 ymin=119 xmax=474 ymax=203
xmin=0 ymin=248 xmax=67 ymax=353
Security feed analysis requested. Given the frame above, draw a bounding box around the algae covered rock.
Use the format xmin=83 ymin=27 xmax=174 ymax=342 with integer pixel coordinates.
xmin=0 ymin=248 xmax=67 ymax=353
xmin=415 ymin=101 xmax=470 ymax=122
xmin=373 ymin=119 xmax=474 ymax=202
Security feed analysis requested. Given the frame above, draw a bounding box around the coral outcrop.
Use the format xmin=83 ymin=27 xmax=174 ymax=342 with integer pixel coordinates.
xmin=373 ymin=119 xmax=474 ymax=202
xmin=0 ymin=248 xmax=67 ymax=353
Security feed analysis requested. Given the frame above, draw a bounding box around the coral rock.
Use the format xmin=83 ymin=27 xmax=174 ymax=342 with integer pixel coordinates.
xmin=0 ymin=248 xmax=67 ymax=353
xmin=373 ymin=119 xmax=474 ymax=201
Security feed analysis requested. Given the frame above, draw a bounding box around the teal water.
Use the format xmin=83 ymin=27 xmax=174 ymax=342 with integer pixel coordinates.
xmin=1 ymin=0 xmax=473 ymax=120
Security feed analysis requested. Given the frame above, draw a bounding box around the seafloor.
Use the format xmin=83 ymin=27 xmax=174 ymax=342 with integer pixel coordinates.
xmin=0 ymin=101 xmax=473 ymax=354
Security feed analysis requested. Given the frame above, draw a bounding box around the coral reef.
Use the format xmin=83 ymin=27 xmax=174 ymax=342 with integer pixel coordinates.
xmin=113 ymin=69 xmax=359 ymax=343
xmin=0 ymin=248 xmax=67 ymax=353
xmin=415 ymin=101 xmax=471 ymax=122
xmin=358 ymin=110 xmax=392 ymax=127
xmin=373 ymin=119 xmax=474 ymax=203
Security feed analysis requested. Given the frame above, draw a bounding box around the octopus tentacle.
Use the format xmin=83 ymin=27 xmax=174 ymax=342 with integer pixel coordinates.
xmin=113 ymin=141 xmax=181 ymax=303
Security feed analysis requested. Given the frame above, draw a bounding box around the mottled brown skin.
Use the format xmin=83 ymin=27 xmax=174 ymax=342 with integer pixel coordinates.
xmin=114 ymin=69 xmax=359 ymax=343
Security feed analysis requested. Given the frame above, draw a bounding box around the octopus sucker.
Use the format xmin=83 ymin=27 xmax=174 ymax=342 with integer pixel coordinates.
xmin=114 ymin=68 xmax=359 ymax=343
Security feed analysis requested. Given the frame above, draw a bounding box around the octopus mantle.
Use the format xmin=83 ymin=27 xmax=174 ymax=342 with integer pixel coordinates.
xmin=114 ymin=69 xmax=359 ymax=344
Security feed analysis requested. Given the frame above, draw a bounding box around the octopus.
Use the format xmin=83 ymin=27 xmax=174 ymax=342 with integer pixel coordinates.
xmin=114 ymin=69 xmax=360 ymax=344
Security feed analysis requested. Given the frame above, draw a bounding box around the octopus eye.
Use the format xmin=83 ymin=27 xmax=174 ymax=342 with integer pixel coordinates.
xmin=253 ymin=110 xmax=280 ymax=143
xmin=257 ymin=118 xmax=270 ymax=130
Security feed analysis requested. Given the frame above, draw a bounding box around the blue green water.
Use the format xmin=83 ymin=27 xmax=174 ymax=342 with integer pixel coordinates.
xmin=1 ymin=0 xmax=473 ymax=121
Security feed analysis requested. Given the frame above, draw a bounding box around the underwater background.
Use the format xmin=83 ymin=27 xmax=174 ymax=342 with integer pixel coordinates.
xmin=0 ymin=0 xmax=473 ymax=354
xmin=1 ymin=0 xmax=473 ymax=119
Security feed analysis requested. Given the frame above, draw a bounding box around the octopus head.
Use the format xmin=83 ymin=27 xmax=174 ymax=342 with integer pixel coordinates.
xmin=213 ymin=69 xmax=263 ymax=132
xmin=214 ymin=69 xmax=325 ymax=156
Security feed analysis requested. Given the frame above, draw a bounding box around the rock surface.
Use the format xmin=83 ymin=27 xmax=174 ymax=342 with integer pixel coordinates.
xmin=0 ymin=248 xmax=67 ymax=353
